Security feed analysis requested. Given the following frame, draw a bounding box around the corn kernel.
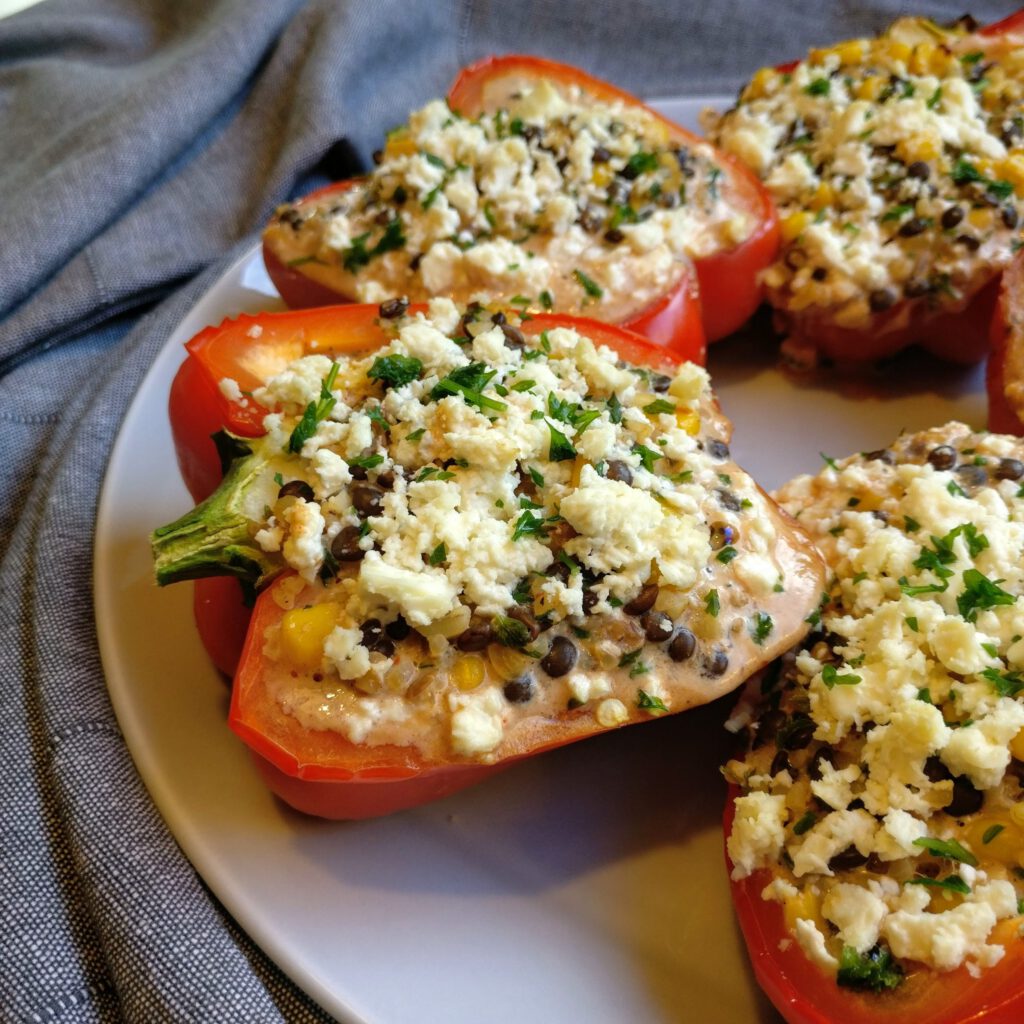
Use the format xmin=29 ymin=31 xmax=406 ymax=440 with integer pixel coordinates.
xmin=591 ymin=164 xmax=613 ymax=188
xmin=809 ymin=182 xmax=835 ymax=212
xmin=781 ymin=211 xmax=812 ymax=243
xmin=963 ymin=815 xmax=1023 ymax=868
xmin=383 ymin=131 xmax=416 ymax=159
xmin=834 ymin=39 xmax=867 ymax=67
xmin=784 ymin=887 xmax=824 ymax=933
xmin=280 ymin=603 xmax=339 ymax=670
xmin=968 ymin=207 xmax=994 ymax=230
xmin=896 ymin=134 xmax=940 ymax=164
xmin=908 ymin=43 xmax=935 ymax=76
xmin=1010 ymin=726 xmax=1024 ymax=761
xmin=452 ymin=655 xmax=485 ymax=692
xmin=887 ymin=40 xmax=912 ymax=65
xmin=855 ymin=76 xmax=882 ymax=101
xmin=745 ymin=66 xmax=776 ymax=101
xmin=996 ymin=155 xmax=1024 ymax=196
xmin=1010 ymin=802 xmax=1024 ymax=831
xmin=676 ymin=408 xmax=700 ymax=435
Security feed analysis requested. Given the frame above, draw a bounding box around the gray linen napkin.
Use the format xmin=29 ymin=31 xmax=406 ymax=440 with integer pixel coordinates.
xmin=0 ymin=0 xmax=1007 ymax=1020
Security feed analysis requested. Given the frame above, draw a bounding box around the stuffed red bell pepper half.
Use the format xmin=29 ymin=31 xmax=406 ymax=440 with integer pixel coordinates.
xmin=262 ymin=55 xmax=779 ymax=349
xmin=152 ymin=298 xmax=823 ymax=818
xmin=705 ymin=12 xmax=1024 ymax=366
xmin=723 ymin=423 xmax=1024 ymax=1023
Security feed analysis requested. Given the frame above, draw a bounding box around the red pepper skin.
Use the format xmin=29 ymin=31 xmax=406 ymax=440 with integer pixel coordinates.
xmin=169 ymin=306 xmax=684 ymax=818
xmin=725 ymin=790 xmax=1024 ymax=1022
xmin=987 ymin=251 xmax=1024 ymax=435
xmin=264 ymin=54 xmax=774 ymax=349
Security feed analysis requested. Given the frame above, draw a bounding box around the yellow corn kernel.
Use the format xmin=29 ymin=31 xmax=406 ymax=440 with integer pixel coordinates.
xmin=809 ymin=182 xmax=835 ymax=212
xmin=591 ymin=164 xmax=613 ymax=188
xmin=280 ymin=603 xmax=339 ymax=671
xmin=783 ymin=887 xmax=824 ymax=934
xmin=896 ymin=134 xmax=940 ymax=165
xmin=855 ymin=75 xmax=883 ymax=101
xmin=808 ymin=47 xmax=828 ymax=67
xmin=1010 ymin=802 xmax=1024 ymax=831
xmin=1010 ymin=726 xmax=1024 ymax=761
xmin=968 ymin=207 xmax=994 ymax=230
xmin=781 ymin=211 xmax=813 ymax=243
xmin=834 ymin=39 xmax=867 ymax=67
xmin=996 ymin=154 xmax=1024 ymax=196
xmin=887 ymin=40 xmax=912 ymax=66
xmin=745 ymin=66 xmax=776 ymax=101
xmin=676 ymin=408 xmax=700 ymax=435
xmin=963 ymin=815 xmax=1023 ymax=868
xmin=908 ymin=43 xmax=936 ymax=76
xmin=488 ymin=644 xmax=534 ymax=681
xmin=383 ymin=131 xmax=417 ymax=159
xmin=452 ymin=655 xmax=485 ymax=692
xmin=975 ymin=157 xmax=997 ymax=179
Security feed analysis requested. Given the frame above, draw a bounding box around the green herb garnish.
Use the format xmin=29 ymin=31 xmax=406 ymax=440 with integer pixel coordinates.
xmin=288 ymin=362 xmax=339 ymax=453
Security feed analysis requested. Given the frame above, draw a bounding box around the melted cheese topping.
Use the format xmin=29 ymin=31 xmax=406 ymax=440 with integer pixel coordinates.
xmin=267 ymin=79 xmax=753 ymax=322
xmin=706 ymin=17 xmax=1024 ymax=335
xmin=726 ymin=423 xmax=1024 ymax=982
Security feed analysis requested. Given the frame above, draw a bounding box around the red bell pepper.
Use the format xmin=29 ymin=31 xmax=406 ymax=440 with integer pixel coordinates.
xmin=987 ymin=250 xmax=1024 ymax=435
xmin=263 ymin=54 xmax=775 ymax=349
xmin=723 ymin=790 xmax=1024 ymax=1024
xmin=759 ymin=13 xmax=1023 ymax=365
xmin=164 ymin=305 xmax=693 ymax=818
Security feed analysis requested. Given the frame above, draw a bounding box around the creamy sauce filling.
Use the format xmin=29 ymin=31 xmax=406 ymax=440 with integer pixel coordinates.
xmin=726 ymin=424 xmax=1024 ymax=983
xmin=707 ymin=17 xmax=1024 ymax=333
xmin=232 ymin=301 xmax=806 ymax=763
xmin=266 ymin=78 xmax=754 ymax=322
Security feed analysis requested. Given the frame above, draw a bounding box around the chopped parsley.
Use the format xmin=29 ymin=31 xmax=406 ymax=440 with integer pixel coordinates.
xmin=705 ymin=590 xmax=720 ymax=617
xmin=624 ymin=150 xmax=660 ymax=177
xmin=636 ymin=689 xmax=668 ymax=713
xmin=821 ymin=664 xmax=861 ymax=689
xmin=574 ymin=268 xmax=604 ymax=299
xmin=428 ymin=542 xmax=447 ymax=566
xmin=539 ymin=289 xmax=553 ymax=310
xmin=643 ymin=398 xmax=676 ymax=416
xmin=288 ymin=362 xmax=339 ymax=453
xmin=716 ymin=546 xmax=738 ymax=564
xmin=405 ymin=427 xmax=426 ymax=442
xmin=431 ymin=361 xmax=507 ymax=413
xmin=957 ymin=569 xmax=1015 ymax=622
xmin=804 ymin=78 xmax=831 ymax=97
xmin=491 ymin=614 xmax=530 ymax=648
xmin=836 ymin=945 xmax=903 ymax=993
xmin=792 ymin=811 xmax=816 ymax=836
xmin=342 ymin=218 xmax=406 ymax=273
xmin=632 ymin=443 xmax=662 ymax=472
xmin=907 ymin=875 xmax=971 ymax=895
xmin=367 ymin=353 xmax=422 ymax=389
xmin=512 ymin=509 xmax=549 ymax=542
xmin=912 ymin=836 xmax=978 ymax=867
xmin=349 ymin=453 xmax=385 ymax=470
xmin=752 ymin=612 xmax=773 ymax=645
xmin=548 ymin=424 xmax=577 ymax=462
xmin=983 ymin=824 xmax=1006 ymax=845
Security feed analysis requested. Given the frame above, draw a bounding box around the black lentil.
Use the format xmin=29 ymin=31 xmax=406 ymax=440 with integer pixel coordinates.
xmin=624 ymin=584 xmax=658 ymax=616
xmin=668 ymin=627 xmax=696 ymax=662
xmin=540 ymin=636 xmax=577 ymax=677
xmin=278 ymin=479 xmax=315 ymax=502
xmin=378 ymin=297 xmax=408 ymax=319
xmin=456 ymin=622 xmax=493 ymax=652
xmin=605 ymin=460 xmax=633 ymax=485
xmin=927 ymin=445 xmax=957 ymax=470
xmin=869 ymin=288 xmax=898 ymax=312
xmin=351 ymin=483 xmax=385 ymax=517
xmin=641 ymin=610 xmax=674 ymax=643
xmin=940 ymin=206 xmax=965 ymax=229
xmin=996 ymin=457 xmax=1024 ymax=480
xmin=331 ymin=525 xmax=366 ymax=562
xmin=503 ymin=676 xmax=535 ymax=704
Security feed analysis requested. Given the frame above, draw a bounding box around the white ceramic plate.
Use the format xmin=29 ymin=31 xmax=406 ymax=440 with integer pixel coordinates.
xmin=94 ymin=98 xmax=987 ymax=1024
